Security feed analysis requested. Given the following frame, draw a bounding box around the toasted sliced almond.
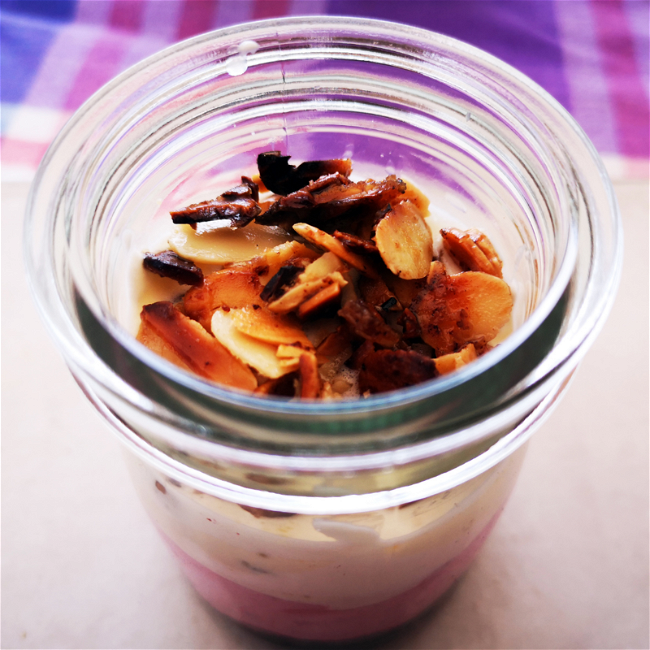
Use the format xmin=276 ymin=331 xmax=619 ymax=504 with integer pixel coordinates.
xmin=136 ymin=318 xmax=194 ymax=372
xmin=297 ymin=282 xmax=341 ymax=320
xmin=298 ymin=352 xmax=321 ymax=398
xmin=358 ymin=349 xmax=437 ymax=394
xmin=277 ymin=344 xmax=305 ymax=358
xmin=211 ymin=309 xmax=292 ymax=379
xmin=267 ymin=272 xmax=347 ymax=314
xmin=413 ymin=263 xmax=512 ymax=354
xmin=257 ymin=240 xmax=319 ymax=282
xmin=169 ymin=222 xmax=290 ymax=265
xmin=183 ymin=269 xmax=262 ymax=330
xmin=140 ymin=302 xmax=257 ymax=391
xmin=434 ymin=343 xmax=478 ymax=375
xmin=440 ymin=228 xmax=503 ymax=277
xmin=446 ymin=272 xmax=512 ymax=341
xmin=375 ymin=200 xmax=433 ymax=280
xmin=300 ymin=251 xmax=347 ymax=284
xmin=398 ymin=182 xmax=430 ymax=215
xmin=230 ymin=306 xmax=313 ymax=348
xmin=293 ymin=223 xmax=380 ymax=279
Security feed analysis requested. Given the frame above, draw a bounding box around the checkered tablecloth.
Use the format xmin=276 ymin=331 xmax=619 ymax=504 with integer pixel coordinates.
xmin=2 ymin=0 xmax=648 ymax=182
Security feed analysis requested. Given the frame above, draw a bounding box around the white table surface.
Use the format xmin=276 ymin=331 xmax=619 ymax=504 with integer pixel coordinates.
xmin=3 ymin=178 xmax=648 ymax=650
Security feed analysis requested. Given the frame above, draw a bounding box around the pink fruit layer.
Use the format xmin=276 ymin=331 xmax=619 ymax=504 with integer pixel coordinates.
xmin=164 ymin=510 xmax=501 ymax=642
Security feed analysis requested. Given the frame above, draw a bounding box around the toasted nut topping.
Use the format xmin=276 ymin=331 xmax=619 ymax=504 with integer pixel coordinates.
xmin=169 ymin=222 xmax=290 ymax=265
xmin=183 ymin=269 xmax=262 ymax=331
xmin=338 ymin=300 xmax=400 ymax=348
xmin=358 ymin=349 xmax=438 ymax=394
xmin=358 ymin=276 xmax=401 ymax=311
xmin=143 ymin=250 xmax=204 ymax=286
xmin=297 ymin=282 xmax=341 ymax=320
xmin=293 ymin=223 xmax=380 ymax=279
xmin=298 ymin=352 xmax=321 ymax=398
xmin=139 ymin=302 xmax=257 ymax=390
xmin=333 ymin=231 xmax=379 ymax=255
xmin=441 ymin=228 xmax=503 ymax=277
xmin=170 ymin=177 xmax=260 ymax=227
xmin=435 ymin=343 xmax=478 ymax=375
xmin=413 ymin=262 xmax=512 ymax=355
xmin=211 ymin=309 xmax=295 ymax=379
xmin=375 ymin=201 xmax=433 ymax=280
xmin=267 ymin=272 xmax=347 ymax=314
xmin=230 ymin=306 xmax=313 ymax=348
xmin=258 ymin=151 xmax=352 ymax=195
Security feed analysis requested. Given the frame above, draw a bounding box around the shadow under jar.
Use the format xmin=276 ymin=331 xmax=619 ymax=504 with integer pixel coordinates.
xmin=25 ymin=17 xmax=622 ymax=644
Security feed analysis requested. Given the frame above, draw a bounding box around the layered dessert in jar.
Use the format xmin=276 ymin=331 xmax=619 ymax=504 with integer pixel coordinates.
xmin=125 ymin=152 xmax=524 ymax=641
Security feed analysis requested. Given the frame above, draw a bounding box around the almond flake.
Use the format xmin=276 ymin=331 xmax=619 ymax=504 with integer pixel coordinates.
xmin=375 ymin=200 xmax=433 ymax=280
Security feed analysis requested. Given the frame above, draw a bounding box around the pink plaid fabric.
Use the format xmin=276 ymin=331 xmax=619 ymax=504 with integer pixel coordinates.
xmin=2 ymin=0 xmax=648 ymax=181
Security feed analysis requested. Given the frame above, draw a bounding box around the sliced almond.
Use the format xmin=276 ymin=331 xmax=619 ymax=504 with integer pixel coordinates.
xmin=211 ymin=309 xmax=293 ymax=379
xmin=139 ymin=302 xmax=257 ymax=391
xmin=230 ymin=306 xmax=312 ymax=348
xmin=299 ymin=251 xmax=347 ymax=284
xmin=298 ymin=352 xmax=321 ymax=398
xmin=293 ymin=223 xmax=380 ymax=279
xmin=267 ymin=272 xmax=347 ymax=314
xmin=136 ymin=318 xmax=194 ymax=372
xmin=440 ymin=228 xmax=503 ymax=277
xmin=446 ymin=272 xmax=512 ymax=341
xmin=375 ymin=200 xmax=433 ymax=280
xmin=183 ymin=269 xmax=262 ymax=330
xmin=398 ymin=182 xmax=430 ymax=215
xmin=297 ymin=282 xmax=341 ymax=320
xmin=169 ymin=222 xmax=290 ymax=265
xmin=257 ymin=240 xmax=319 ymax=282
xmin=413 ymin=263 xmax=512 ymax=354
xmin=276 ymin=345 xmax=305 ymax=359
xmin=434 ymin=343 xmax=478 ymax=375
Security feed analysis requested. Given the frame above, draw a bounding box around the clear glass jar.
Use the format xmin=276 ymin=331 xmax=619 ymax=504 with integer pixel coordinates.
xmin=25 ymin=17 xmax=621 ymax=643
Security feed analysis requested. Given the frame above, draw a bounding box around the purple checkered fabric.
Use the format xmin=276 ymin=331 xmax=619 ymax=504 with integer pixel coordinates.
xmin=2 ymin=0 xmax=648 ymax=180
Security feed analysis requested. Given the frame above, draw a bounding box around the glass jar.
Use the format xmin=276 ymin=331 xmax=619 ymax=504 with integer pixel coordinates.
xmin=24 ymin=17 xmax=622 ymax=643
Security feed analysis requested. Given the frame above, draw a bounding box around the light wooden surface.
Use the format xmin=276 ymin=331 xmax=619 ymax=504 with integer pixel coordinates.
xmin=3 ymin=179 xmax=648 ymax=649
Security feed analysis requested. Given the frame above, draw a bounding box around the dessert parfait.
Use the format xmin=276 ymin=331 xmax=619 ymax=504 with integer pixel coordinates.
xmin=24 ymin=16 xmax=621 ymax=646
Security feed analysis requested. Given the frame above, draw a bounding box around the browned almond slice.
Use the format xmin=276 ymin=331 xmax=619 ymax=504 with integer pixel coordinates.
xmin=440 ymin=228 xmax=503 ymax=277
xmin=230 ymin=306 xmax=313 ymax=348
xmin=298 ymin=352 xmax=321 ymax=398
xmin=445 ymin=272 xmax=512 ymax=341
xmin=333 ymin=231 xmax=379 ymax=255
xmin=358 ymin=349 xmax=438 ymax=394
xmin=183 ymin=269 xmax=262 ymax=330
xmin=375 ymin=201 xmax=433 ymax=280
xmin=136 ymin=318 xmax=194 ymax=372
xmin=413 ymin=262 xmax=512 ymax=354
xmin=434 ymin=344 xmax=478 ymax=375
xmin=210 ymin=309 xmax=292 ymax=379
xmin=267 ymin=272 xmax=347 ymax=314
xmin=277 ymin=345 xmax=305 ymax=358
xmin=140 ymin=302 xmax=257 ymax=391
xmin=297 ymin=282 xmax=341 ymax=320
xmin=259 ymin=240 xmax=319 ymax=281
xmin=398 ymin=182 xmax=430 ymax=215
xmin=300 ymin=251 xmax=347 ymax=283
xmin=293 ymin=223 xmax=380 ymax=279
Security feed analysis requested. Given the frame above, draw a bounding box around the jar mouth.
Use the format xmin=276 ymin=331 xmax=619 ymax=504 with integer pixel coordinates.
xmin=25 ymin=16 xmax=622 ymax=448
